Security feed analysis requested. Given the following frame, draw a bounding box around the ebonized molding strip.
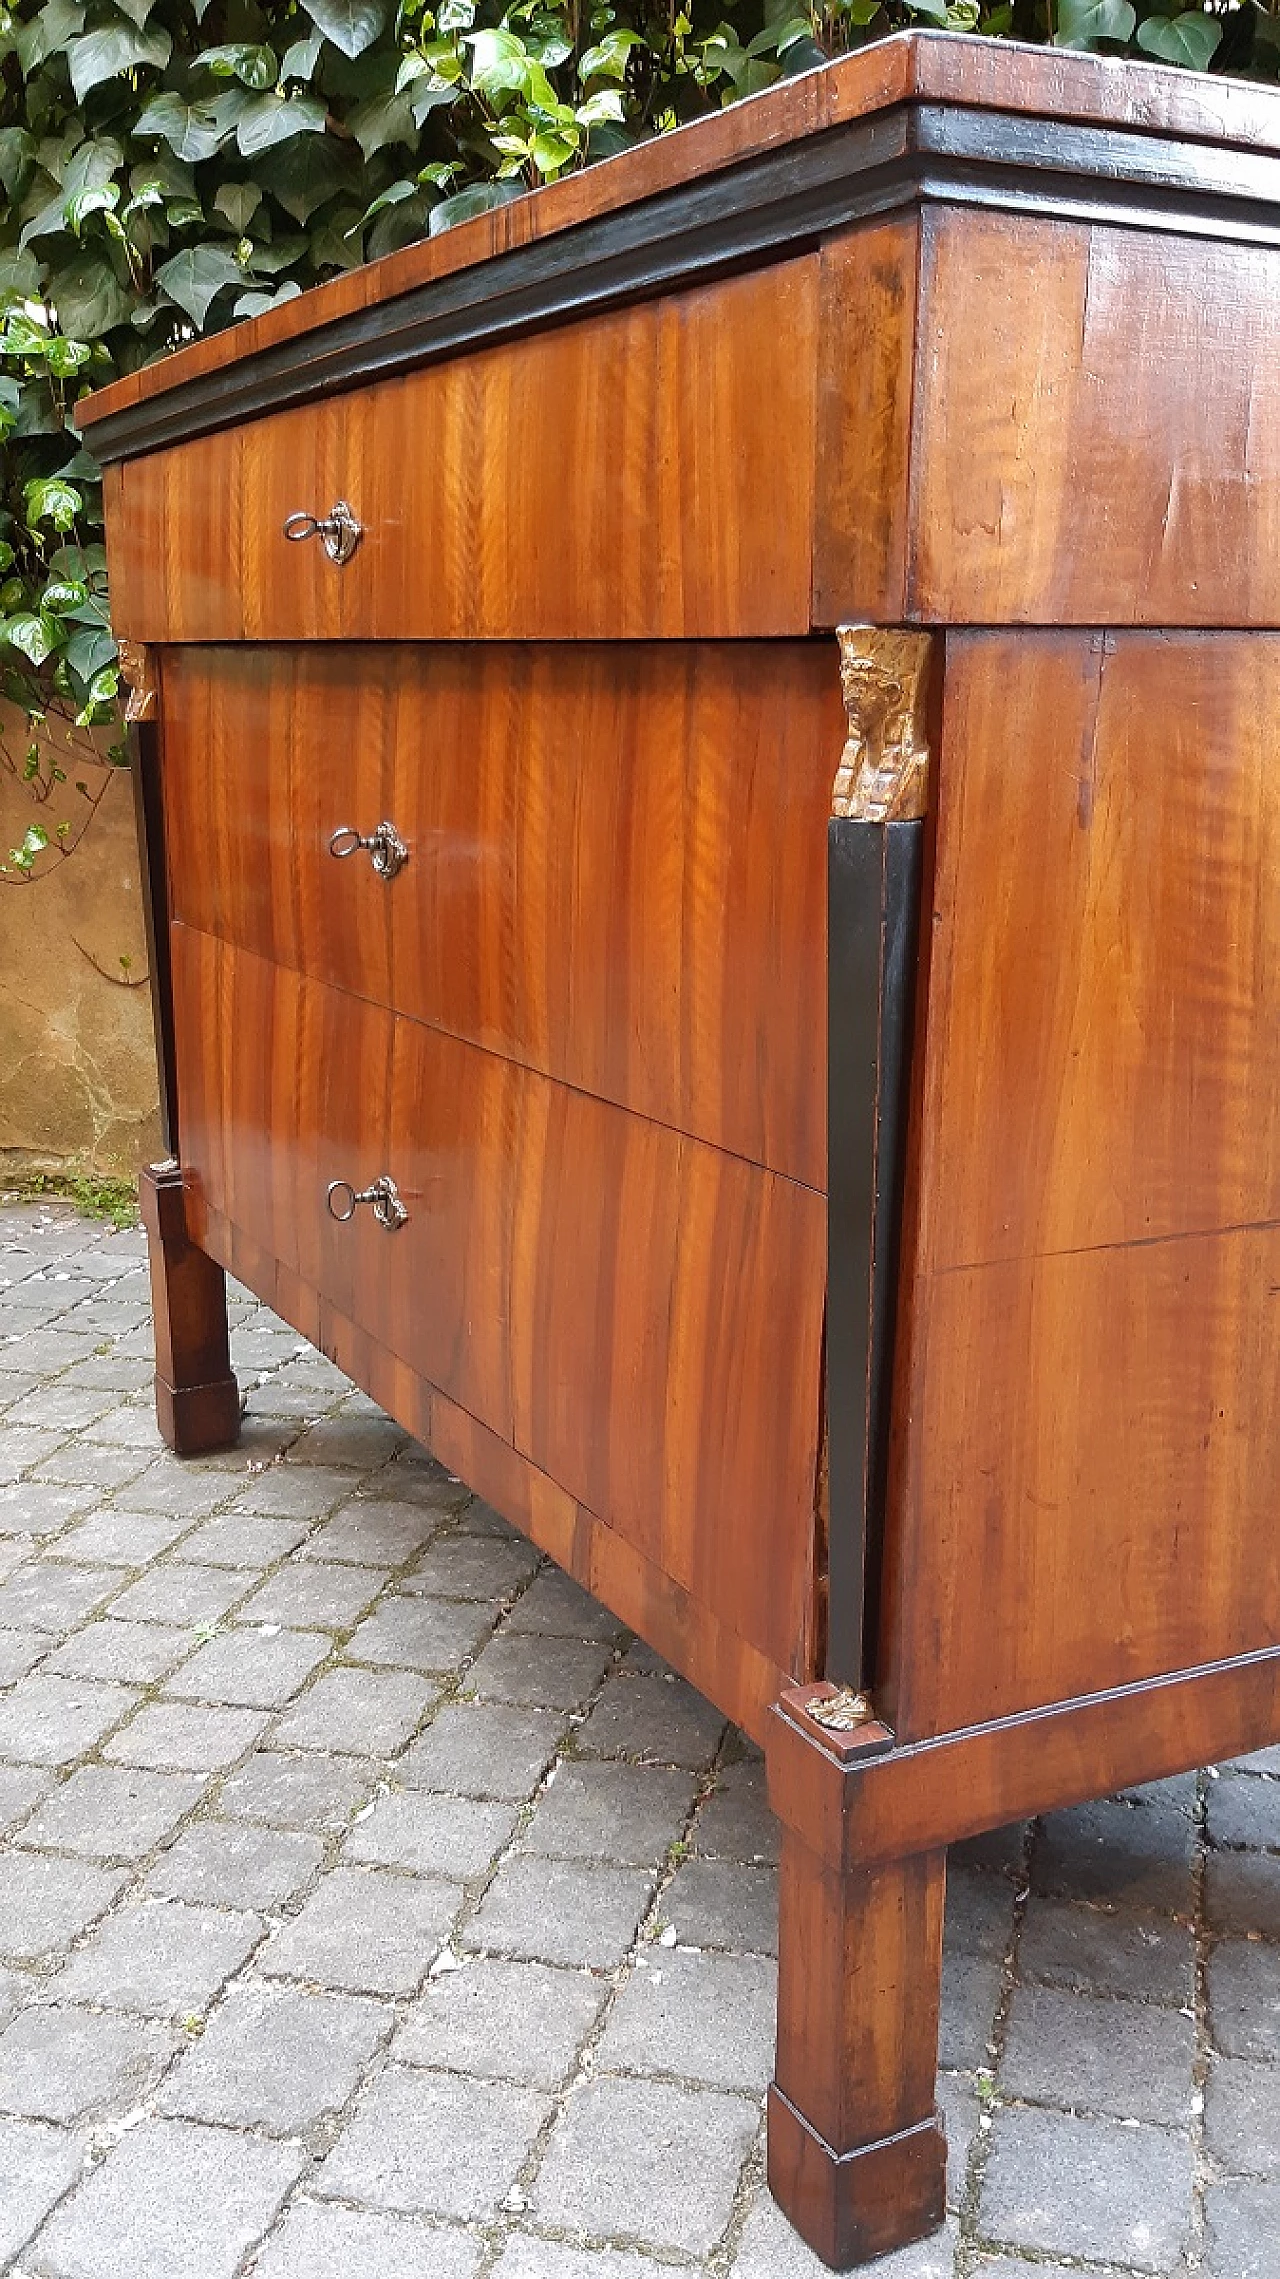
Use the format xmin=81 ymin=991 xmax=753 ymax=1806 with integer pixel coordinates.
xmin=83 ymin=97 xmax=1280 ymax=463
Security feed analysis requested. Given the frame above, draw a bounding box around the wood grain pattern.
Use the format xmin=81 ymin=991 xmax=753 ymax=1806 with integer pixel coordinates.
xmin=161 ymin=641 xmax=840 ymax=1189
xmin=812 ymin=218 xmax=918 ymax=626
xmin=106 ymin=262 xmax=817 ymax=643
xmin=876 ymin=631 xmax=1280 ymax=1742
xmin=77 ymin=34 xmax=1280 ymax=441
xmin=197 ymin=1204 xmax=790 ymax=1740
xmin=899 ymin=211 xmax=1280 ymax=626
xmin=173 ymin=924 xmax=827 ymax=1682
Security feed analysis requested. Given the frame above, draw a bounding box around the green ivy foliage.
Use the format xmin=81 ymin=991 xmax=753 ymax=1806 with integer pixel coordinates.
xmin=0 ymin=0 xmax=1268 ymax=868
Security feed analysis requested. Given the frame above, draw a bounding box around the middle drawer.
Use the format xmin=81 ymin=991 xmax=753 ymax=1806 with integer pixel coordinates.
xmin=161 ymin=638 xmax=839 ymax=1189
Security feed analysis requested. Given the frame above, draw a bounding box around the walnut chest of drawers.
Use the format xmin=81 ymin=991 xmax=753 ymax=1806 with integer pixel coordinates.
xmin=83 ymin=32 xmax=1280 ymax=2265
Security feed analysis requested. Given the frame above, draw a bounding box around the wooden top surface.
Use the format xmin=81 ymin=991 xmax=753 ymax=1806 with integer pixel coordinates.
xmin=78 ymin=32 xmax=1280 ymax=449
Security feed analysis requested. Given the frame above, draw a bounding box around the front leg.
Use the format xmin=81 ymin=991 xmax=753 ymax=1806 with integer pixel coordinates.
xmin=766 ymin=1684 xmax=947 ymax=2269
xmin=140 ymin=1159 xmax=241 ymax=1455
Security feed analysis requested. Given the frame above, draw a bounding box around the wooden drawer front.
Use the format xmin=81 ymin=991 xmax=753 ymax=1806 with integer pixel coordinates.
xmin=106 ymin=260 xmax=818 ymax=645
xmin=161 ymin=641 xmax=841 ymax=1191
xmin=173 ymin=925 xmax=826 ymax=1678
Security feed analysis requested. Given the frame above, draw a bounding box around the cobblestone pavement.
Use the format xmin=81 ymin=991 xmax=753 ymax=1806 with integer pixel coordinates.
xmin=0 ymin=1196 xmax=1277 ymax=2277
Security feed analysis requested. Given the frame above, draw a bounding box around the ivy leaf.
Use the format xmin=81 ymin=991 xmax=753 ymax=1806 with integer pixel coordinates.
xmin=0 ymin=249 xmax=42 ymax=302
xmin=257 ymin=130 xmax=359 ymax=221
xmin=1055 ymin=0 xmax=1136 ymax=41
xmin=154 ymin=244 xmax=247 ymax=325
xmin=281 ymin=30 xmax=324 ymax=77
xmin=233 ymin=92 xmax=327 ymax=157
xmin=232 ymin=278 xmax=303 ymax=316
xmin=213 ymin=181 xmax=264 ymax=232
xmin=0 ymin=129 xmax=35 ymax=202
xmin=133 ymin=92 xmax=228 ymax=164
xmin=66 ymin=23 xmax=172 ymax=102
xmin=195 ymin=42 xmax=280 ymax=88
xmin=428 ymin=179 xmax=523 ymax=234
xmin=347 ymin=90 xmax=418 ymax=158
xmin=15 ymin=0 xmax=85 ymax=77
xmin=1135 ymin=8 xmax=1222 ymax=64
xmin=40 ymin=579 xmax=90 ymax=613
xmin=26 ymin=476 xmax=83 ymax=532
xmin=66 ymin=183 xmax=121 ymax=236
xmin=2 ymin=615 xmax=55 ymax=667
xmin=301 ymin=0 xmax=388 ymax=57
xmin=113 ymin=0 xmax=162 ymax=22
xmin=46 ymin=253 xmax=133 ymax=339
xmin=62 ymin=625 xmax=115 ymax=680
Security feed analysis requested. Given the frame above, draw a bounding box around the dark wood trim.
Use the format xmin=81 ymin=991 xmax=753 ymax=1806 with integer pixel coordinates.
xmin=129 ymin=717 xmax=178 ymax=1157
xmin=82 ymin=99 xmax=1280 ymax=465
xmin=826 ymin=815 xmax=923 ymax=1690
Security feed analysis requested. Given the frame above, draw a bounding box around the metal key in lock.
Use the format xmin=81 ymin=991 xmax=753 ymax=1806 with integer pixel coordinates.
xmin=283 ymin=501 xmax=363 ymax=565
xmin=328 ymin=820 xmax=409 ymax=880
xmin=326 ymin=1174 xmax=409 ymax=1230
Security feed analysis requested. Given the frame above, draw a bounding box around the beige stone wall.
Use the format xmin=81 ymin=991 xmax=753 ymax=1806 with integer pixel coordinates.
xmin=0 ymin=710 xmax=162 ymax=1177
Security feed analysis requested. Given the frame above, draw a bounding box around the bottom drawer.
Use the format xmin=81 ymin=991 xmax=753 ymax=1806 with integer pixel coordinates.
xmin=172 ymin=922 xmax=826 ymax=1678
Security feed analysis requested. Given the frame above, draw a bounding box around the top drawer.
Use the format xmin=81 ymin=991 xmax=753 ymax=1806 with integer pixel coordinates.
xmin=104 ymin=259 xmax=818 ymax=646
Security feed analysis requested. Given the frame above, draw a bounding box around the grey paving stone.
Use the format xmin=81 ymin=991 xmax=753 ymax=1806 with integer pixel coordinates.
xmin=16 ymin=1765 xmax=207 ymax=1862
xmin=1209 ymin=1938 xmax=1280 ymax=2061
xmin=259 ymin=1865 xmax=457 ymax=1994
xmin=6 ymin=1389 xmax=113 ymax=1432
xmin=123 ymin=1462 xmax=235 ymax=1517
xmin=578 ymin=1673 xmax=728 ymax=1768
xmin=1232 ymin=1745 xmax=1280 ymax=1777
xmin=397 ymin=1955 xmax=605 ymax=2087
xmin=664 ymin=1858 xmax=778 ymax=1954
xmin=0 ymin=1328 xmax=96 ymax=1374
xmin=694 ymin=1757 xmax=779 ymax=1865
xmin=1001 ymin=1980 xmax=1196 ymax=2125
xmin=0 ymin=1563 xmax=119 ymax=1635
xmin=1032 ymin=1796 xmax=1196 ymax=1914
xmin=283 ymin=1415 xmax=408 ymax=1470
xmin=1209 ymin=1770 xmax=1280 ymax=1852
xmin=1206 ymin=2055 xmax=1280 ymax=2178
xmin=270 ymin=1666 xmax=435 ymax=1756
xmin=196 ymin=1421 xmax=304 ymax=1473
xmin=346 ymin=1595 xmax=496 ymax=1674
xmin=158 ymin=1981 xmax=389 ymax=2132
xmin=400 ymin=1701 xmax=565 ymax=1801
xmin=180 ymin=1512 xmax=312 ymax=1569
xmin=943 ymin=1868 xmax=1017 ymax=1961
xmin=1204 ymin=2178 xmax=1280 ymax=2276
xmin=525 ymin=1760 xmax=696 ymax=1867
xmin=534 ymin=2073 xmax=757 ymax=2253
xmin=979 ymin=2103 xmax=1192 ymax=2270
xmin=107 ymin=1561 xmax=252 ymax=1628
xmin=251 ymin=2201 xmax=482 ymax=2279
xmin=938 ymin=2071 xmax=980 ymax=2213
xmin=147 ymin=1820 xmax=324 ymax=1909
xmin=0 ymin=1762 xmax=54 ymax=1833
xmin=0 ymin=2002 xmax=175 ymax=2123
xmin=231 ymin=1465 xmax=359 ymax=1521
xmin=468 ymin=1631 xmax=613 ymax=1711
xmin=302 ymin=1498 xmax=445 ymax=1567
xmin=469 ymin=1853 xmax=654 ymax=1968
xmin=1205 ymin=1849 xmax=1280 ymax=1941
xmin=503 ymin=1565 xmax=625 ymax=1640
xmin=0 ymin=2115 xmax=83 ymax=2263
xmin=1017 ymin=1895 xmax=1195 ymax=2004
xmin=732 ymin=2193 xmax=957 ymax=2277
xmin=0 ymin=1482 xmax=95 ymax=1538
xmin=344 ymin=1790 xmax=518 ymax=1879
xmin=319 ymin=2061 xmax=547 ymax=2217
xmin=42 ymin=1619 xmax=187 ymax=1687
xmin=163 ymin=1624 xmax=331 ymax=1708
xmin=55 ymin=1510 xmax=189 ymax=1567
xmin=0 ymin=1426 xmax=70 ymax=1481
xmin=30 ymin=2114 xmax=306 ymax=2279
xmin=58 ymin=1355 xmax=152 ymax=1394
xmin=104 ymin=1701 xmax=269 ymax=1774
xmin=0 ymin=1627 xmax=48 ymax=1684
xmin=939 ymin=1949 xmax=1003 ymax=2070
xmin=238 ymin=1559 xmax=392 ymax=1631
xmin=218 ymin=1748 xmax=378 ymax=1831
xmin=599 ymin=1947 xmax=775 ymax=2090
xmin=387 ymin=1453 xmax=472 ymax=1511
xmin=0 ymin=1675 xmax=137 ymax=1766
xmin=0 ymin=1538 xmax=36 ymax=1586
xmin=0 ymin=1853 xmax=126 ymax=1961
xmin=400 ymin=1532 xmax=539 ymax=1603
xmin=492 ymin=2246 xmax=659 ymax=2279
xmin=32 ymin=1443 xmax=152 ymax=1492
xmin=970 ymin=2264 xmax=1084 ymax=2279
xmin=52 ymin=1898 xmax=263 ymax=2018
